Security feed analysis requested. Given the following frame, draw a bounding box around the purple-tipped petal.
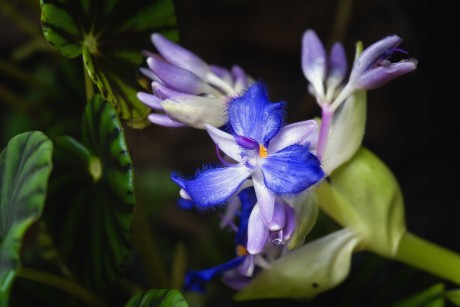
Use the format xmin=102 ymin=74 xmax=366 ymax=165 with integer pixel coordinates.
xmin=147 ymin=57 xmax=220 ymax=96
xmin=349 ymin=34 xmax=402 ymax=81
xmin=137 ymin=92 xmax=164 ymax=110
xmin=247 ymin=204 xmax=269 ymax=254
xmin=268 ymin=199 xmax=286 ymax=231
xmin=147 ymin=113 xmax=186 ymax=127
xmin=302 ymin=29 xmax=327 ymax=96
xmin=151 ymin=33 xmax=211 ymax=80
xmin=205 ymin=125 xmax=242 ymax=162
xmin=327 ymin=42 xmax=348 ymax=87
xmin=283 ymin=203 xmax=296 ymax=241
xmin=228 ymin=82 xmax=285 ymax=146
xmin=140 ymin=67 xmax=163 ymax=83
xmin=269 ymin=230 xmax=284 ymax=245
xmin=268 ymin=120 xmax=318 ymax=153
xmin=210 ymin=65 xmax=234 ymax=85
xmin=171 ymin=166 xmax=253 ymax=209
xmin=353 ymin=60 xmax=418 ymax=90
xmin=253 ymin=169 xmax=276 ymax=223
xmin=232 ymin=65 xmax=249 ymax=93
xmin=261 ymin=144 xmax=324 ymax=194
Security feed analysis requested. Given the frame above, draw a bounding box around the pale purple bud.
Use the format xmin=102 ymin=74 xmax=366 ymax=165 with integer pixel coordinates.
xmin=137 ymin=92 xmax=164 ymax=110
xmin=348 ymin=34 xmax=417 ymax=90
xmin=151 ymin=33 xmax=211 ymax=80
xmin=210 ymin=65 xmax=234 ymax=85
xmin=302 ymin=29 xmax=327 ymax=96
xmin=247 ymin=205 xmax=269 ymax=254
xmin=354 ymin=60 xmax=417 ymax=90
xmin=232 ymin=65 xmax=249 ymax=93
xmin=146 ymin=57 xmax=219 ymax=96
xmin=327 ymin=42 xmax=348 ymax=87
xmin=140 ymin=67 xmax=163 ymax=84
xmin=147 ymin=113 xmax=186 ymax=128
xmin=268 ymin=199 xmax=286 ymax=231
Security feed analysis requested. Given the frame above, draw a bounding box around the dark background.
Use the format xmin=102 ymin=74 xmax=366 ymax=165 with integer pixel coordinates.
xmin=1 ymin=0 xmax=459 ymax=306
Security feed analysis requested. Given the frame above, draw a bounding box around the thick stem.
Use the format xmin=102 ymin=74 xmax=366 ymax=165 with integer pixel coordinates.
xmin=394 ymin=232 xmax=460 ymax=285
xmin=316 ymin=105 xmax=334 ymax=159
xmin=16 ymin=267 xmax=109 ymax=307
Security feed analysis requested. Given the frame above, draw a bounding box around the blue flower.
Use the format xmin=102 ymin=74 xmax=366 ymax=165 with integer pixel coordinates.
xmin=137 ymin=33 xmax=252 ymax=128
xmin=173 ymin=82 xmax=324 ymax=253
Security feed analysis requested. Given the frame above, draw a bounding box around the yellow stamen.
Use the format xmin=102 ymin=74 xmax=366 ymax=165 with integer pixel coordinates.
xmin=236 ymin=245 xmax=248 ymax=256
xmin=259 ymin=144 xmax=268 ymax=158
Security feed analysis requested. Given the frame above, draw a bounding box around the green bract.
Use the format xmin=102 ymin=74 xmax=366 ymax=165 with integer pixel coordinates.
xmin=40 ymin=0 xmax=178 ymax=128
xmin=0 ymin=132 xmax=53 ymax=306
xmin=45 ymin=95 xmax=135 ymax=289
xmin=236 ymin=229 xmax=359 ymax=300
xmin=124 ymin=289 xmax=189 ymax=307
xmin=317 ymin=147 xmax=406 ymax=256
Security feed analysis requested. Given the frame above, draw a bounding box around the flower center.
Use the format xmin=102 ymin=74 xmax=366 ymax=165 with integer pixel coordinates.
xmin=259 ymin=145 xmax=268 ymax=158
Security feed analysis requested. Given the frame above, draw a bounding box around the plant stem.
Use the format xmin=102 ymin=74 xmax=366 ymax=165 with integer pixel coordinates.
xmin=16 ymin=267 xmax=110 ymax=307
xmin=84 ymin=62 xmax=94 ymax=101
xmin=316 ymin=105 xmax=333 ymax=159
xmin=394 ymin=232 xmax=460 ymax=285
xmin=330 ymin=0 xmax=354 ymax=44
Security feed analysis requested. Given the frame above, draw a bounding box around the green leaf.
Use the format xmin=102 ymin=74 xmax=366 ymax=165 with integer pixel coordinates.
xmin=45 ymin=95 xmax=135 ymax=289
xmin=0 ymin=132 xmax=53 ymax=305
xmin=316 ymin=147 xmax=406 ymax=257
xmin=321 ymin=89 xmax=367 ymax=175
xmin=235 ymin=229 xmax=359 ymax=300
xmin=446 ymin=289 xmax=460 ymax=306
xmin=40 ymin=0 xmax=178 ymax=128
xmin=390 ymin=283 xmax=445 ymax=307
xmin=124 ymin=289 xmax=189 ymax=307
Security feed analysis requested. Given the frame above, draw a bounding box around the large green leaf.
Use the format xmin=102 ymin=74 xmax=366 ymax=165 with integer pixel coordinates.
xmin=0 ymin=132 xmax=53 ymax=306
xmin=45 ymin=94 xmax=135 ymax=289
xmin=235 ymin=229 xmax=359 ymax=300
xmin=40 ymin=0 xmax=178 ymax=128
xmin=316 ymin=147 xmax=406 ymax=257
xmin=124 ymin=289 xmax=189 ymax=307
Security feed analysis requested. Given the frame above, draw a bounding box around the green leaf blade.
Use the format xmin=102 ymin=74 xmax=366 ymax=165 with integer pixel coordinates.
xmin=40 ymin=0 xmax=178 ymax=127
xmin=46 ymin=95 xmax=135 ymax=289
xmin=0 ymin=132 xmax=53 ymax=305
xmin=124 ymin=289 xmax=189 ymax=307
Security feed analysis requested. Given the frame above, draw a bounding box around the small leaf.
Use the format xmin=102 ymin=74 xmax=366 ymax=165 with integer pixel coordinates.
xmin=124 ymin=289 xmax=189 ymax=307
xmin=390 ymin=283 xmax=445 ymax=307
xmin=235 ymin=229 xmax=359 ymax=300
xmin=446 ymin=289 xmax=460 ymax=306
xmin=0 ymin=132 xmax=53 ymax=305
xmin=40 ymin=0 xmax=178 ymax=127
xmin=317 ymin=147 xmax=406 ymax=256
xmin=45 ymin=95 xmax=135 ymax=289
